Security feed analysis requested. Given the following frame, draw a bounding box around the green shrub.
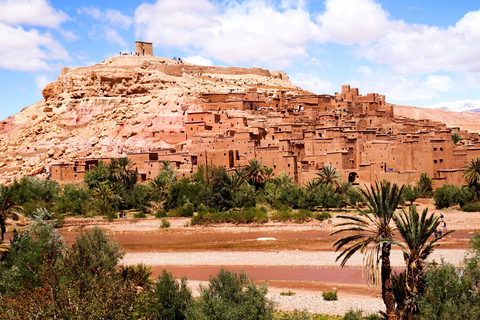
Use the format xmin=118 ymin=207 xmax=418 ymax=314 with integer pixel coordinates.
xmin=462 ymin=202 xmax=480 ymax=212
xmin=63 ymin=227 xmax=124 ymax=277
xmin=117 ymin=263 xmax=153 ymax=288
xmin=293 ymin=210 xmax=313 ymax=223
xmin=146 ymin=270 xmax=193 ymax=320
xmin=315 ymin=212 xmax=332 ymax=221
xmin=133 ymin=211 xmax=147 ymax=218
xmin=233 ymin=182 xmax=256 ymax=208
xmin=322 ymin=290 xmax=338 ymax=301
xmin=280 ymin=290 xmax=296 ymax=296
xmin=365 ymin=313 xmax=382 ymax=320
xmin=105 ymin=210 xmax=117 ymax=220
xmin=191 ymin=207 xmax=268 ymax=226
xmin=271 ymin=205 xmax=292 ymax=221
xmin=155 ymin=209 xmax=168 ymax=218
xmin=190 ymin=268 xmax=275 ymax=320
xmin=342 ymin=309 xmax=363 ymax=320
xmin=55 ymin=183 xmax=90 ymax=216
xmin=160 ymin=219 xmax=171 ymax=229
xmin=433 ymin=184 xmax=474 ymax=209
xmin=276 ymin=309 xmax=310 ymax=320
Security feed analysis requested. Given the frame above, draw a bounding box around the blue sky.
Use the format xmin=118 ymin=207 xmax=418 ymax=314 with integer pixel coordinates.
xmin=1 ymin=0 xmax=480 ymax=120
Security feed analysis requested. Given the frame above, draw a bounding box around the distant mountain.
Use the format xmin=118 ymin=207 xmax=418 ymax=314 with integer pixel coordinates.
xmin=426 ymin=100 xmax=480 ymax=113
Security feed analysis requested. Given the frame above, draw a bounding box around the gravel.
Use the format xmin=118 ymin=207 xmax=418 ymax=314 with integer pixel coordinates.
xmin=122 ymin=248 xmax=469 ymax=316
xmin=122 ymin=249 xmax=468 ymax=268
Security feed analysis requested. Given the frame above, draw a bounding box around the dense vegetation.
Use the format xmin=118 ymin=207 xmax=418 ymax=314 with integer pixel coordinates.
xmin=2 ymin=157 xmax=480 ymax=319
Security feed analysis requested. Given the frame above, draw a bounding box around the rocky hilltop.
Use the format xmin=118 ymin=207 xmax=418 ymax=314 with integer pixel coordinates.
xmin=0 ymin=55 xmax=307 ymax=183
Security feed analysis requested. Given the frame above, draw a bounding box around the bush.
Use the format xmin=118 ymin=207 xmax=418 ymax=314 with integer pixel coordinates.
xmin=315 ymin=212 xmax=332 ymax=221
xmin=270 ymin=205 xmax=292 ymax=222
xmin=117 ymin=263 xmax=153 ymax=288
xmin=276 ymin=309 xmax=310 ymax=320
xmin=233 ymin=182 xmax=256 ymax=208
xmin=280 ymin=290 xmax=296 ymax=296
xmin=63 ymin=227 xmax=124 ymax=277
xmin=190 ymin=268 xmax=275 ymax=320
xmin=343 ymin=309 xmax=363 ymax=320
xmin=55 ymin=183 xmax=90 ymax=216
xmin=433 ymin=184 xmax=474 ymax=209
xmin=365 ymin=313 xmax=382 ymax=320
xmin=462 ymin=202 xmax=480 ymax=212
xmin=155 ymin=209 xmax=168 ymax=218
xmin=160 ymin=219 xmax=171 ymax=229
xmin=322 ymin=290 xmax=338 ymax=301
xmin=293 ymin=209 xmax=313 ymax=223
xmin=191 ymin=207 xmax=268 ymax=226
xmin=133 ymin=211 xmax=147 ymax=218
xmin=146 ymin=270 xmax=193 ymax=320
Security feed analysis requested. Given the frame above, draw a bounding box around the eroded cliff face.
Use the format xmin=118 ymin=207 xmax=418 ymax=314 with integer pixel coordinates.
xmin=0 ymin=55 xmax=305 ymax=183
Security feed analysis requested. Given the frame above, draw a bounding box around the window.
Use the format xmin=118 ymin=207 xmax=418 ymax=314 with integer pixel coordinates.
xmin=288 ymin=164 xmax=291 ymax=167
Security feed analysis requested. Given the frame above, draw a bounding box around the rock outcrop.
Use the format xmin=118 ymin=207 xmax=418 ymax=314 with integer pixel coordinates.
xmin=0 ymin=55 xmax=307 ymax=183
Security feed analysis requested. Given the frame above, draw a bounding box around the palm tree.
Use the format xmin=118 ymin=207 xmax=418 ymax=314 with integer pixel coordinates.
xmin=451 ymin=132 xmax=462 ymax=145
xmin=316 ymin=164 xmax=341 ymax=189
xmin=0 ymin=185 xmax=15 ymax=241
xmin=463 ymin=158 xmax=480 ymax=198
xmin=229 ymin=168 xmax=247 ymax=191
xmin=304 ymin=179 xmax=319 ymax=192
xmin=393 ymin=206 xmax=453 ymax=319
xmin=415 ymin=172 xmax=433 ymax=197
xmin=271 ymin=172 xmax=294 ymax=188
xmin=332 ymin=180 xmax=404 ymax=320
xmin=244 ymin=158 xmax=267 ymax=188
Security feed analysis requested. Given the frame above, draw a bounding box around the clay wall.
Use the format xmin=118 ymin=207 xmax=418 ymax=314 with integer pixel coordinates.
xmin=135 ymin=41 xmax=153 ymax=55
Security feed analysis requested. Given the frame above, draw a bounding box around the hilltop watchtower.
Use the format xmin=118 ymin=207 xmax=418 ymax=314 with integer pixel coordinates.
xmin=135 ymin=41 xmax=153 ymax=56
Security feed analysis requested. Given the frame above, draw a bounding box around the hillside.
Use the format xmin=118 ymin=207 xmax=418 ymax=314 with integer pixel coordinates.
xmin=0 ymin=55 xmax=308 ymax=183
xmin=393 ymin=104 xmax=480 ymax=132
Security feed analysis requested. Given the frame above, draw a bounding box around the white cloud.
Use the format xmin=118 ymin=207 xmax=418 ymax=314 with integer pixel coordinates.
xmin=0 ymin=23 xmax=70 ymax=71
xmin=0 ymin=0 xmax=68 ymax=28
xmin=135 ymin=0 xmax=216 ymax=47
xmin=104 ymin=27 xmax=127 ymax=47
xmin=134 ymin=0 xmax=320 ymax=67
xmin=348 ymin=69 xmax=438 ymax=102
xmin=184 ymin=55 xmax=213 ymax=66
xmin=356 ymin=65 xmax=372 ymax=75
xmin=354 ymin=8 xmax=480 ymax=75
xmin=290 ymin=73 xmax=332 ymax=94
xmin=78 ymin=6 xmax=132 ymax=29
xmin=425 ymin=75 xmax=453 ymax=92
xmin=315 ymin=0 xmax=394 ymax=44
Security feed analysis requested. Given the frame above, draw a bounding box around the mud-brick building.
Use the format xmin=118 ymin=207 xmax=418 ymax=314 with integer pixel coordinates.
xmin=50 ymin=85 xmax=480 ymax=188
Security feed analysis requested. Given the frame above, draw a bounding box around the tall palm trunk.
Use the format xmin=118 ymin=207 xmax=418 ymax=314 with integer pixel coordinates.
xmin=405 ymin=260 xmax=424 ymax=320
xmin=382 ymin=244 xmax=397 ymax=320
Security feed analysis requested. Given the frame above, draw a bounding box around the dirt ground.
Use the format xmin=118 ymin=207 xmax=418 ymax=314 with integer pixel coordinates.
xmin=6 ymin=201 xmax=480 ymax=315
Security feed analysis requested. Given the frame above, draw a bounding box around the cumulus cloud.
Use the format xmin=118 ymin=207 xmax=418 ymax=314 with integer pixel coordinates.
xmin=356 ymin=65 xmax=372 ymax=75
xmin=290 ymin=73 xmax=332 ymax=94
xmin=353 ymin=8 xmax=480 ymax=75
xmin=0 ymin=0 xmax=70 ymax=71
xmin=315 ymin=0 xmax=394 ymax=44
xmin=0 ymin=23 xmax=70 ymax=71
xmin=425 ymin=75 xmax=453 ymax=92
xmin=184 ymin=55 xmax=213 ymax=66
xmin=0 ymin=0 xmax=68 ymax=28
xmin=134 ymin=0 xmax=320 ymax=67
xmin=348 ymin=68 xmax=440 ymax=102
xmin=78 ymin=6 xmax=133 ymax=29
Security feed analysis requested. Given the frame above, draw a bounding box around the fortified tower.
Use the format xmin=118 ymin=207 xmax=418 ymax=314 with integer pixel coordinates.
xmin=135 ymin=41 xmax=153 ymax=56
